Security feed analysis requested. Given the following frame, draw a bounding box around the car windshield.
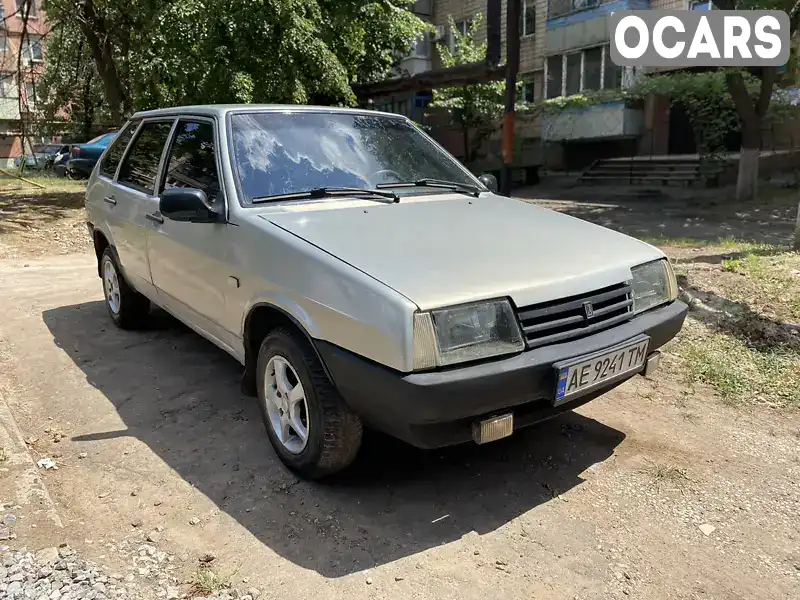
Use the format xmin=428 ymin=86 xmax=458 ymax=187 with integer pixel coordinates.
xmin=229 ymin=111 xmax=478 ymax=203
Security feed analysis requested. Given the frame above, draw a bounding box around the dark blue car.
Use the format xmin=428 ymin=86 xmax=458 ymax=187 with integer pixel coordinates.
xmin=63 ymin=132 xmax=118 ymax=179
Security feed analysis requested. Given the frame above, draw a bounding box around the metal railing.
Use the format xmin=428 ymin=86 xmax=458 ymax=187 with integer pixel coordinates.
xmin=548 ymin=0 xmax=615 ymax=20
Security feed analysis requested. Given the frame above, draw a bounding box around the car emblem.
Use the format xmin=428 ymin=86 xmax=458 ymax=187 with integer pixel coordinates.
xmin=582 ymin=301 xmax=594 ymax=320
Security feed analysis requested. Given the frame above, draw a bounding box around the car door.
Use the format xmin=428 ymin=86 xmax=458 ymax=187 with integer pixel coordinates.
xmin=107 ymin=119 xmax=175 ymax=297
xmin=145 ymin=118 xmax=237 ymax=354
xmin=87 ymin=120 xmax=154 ymax=294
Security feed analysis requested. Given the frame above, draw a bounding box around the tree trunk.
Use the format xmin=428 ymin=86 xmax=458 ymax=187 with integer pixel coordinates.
xmin=736 ymin=147 xmax=760 ymax=202
xmin=79 ymin=1 xmax=129 ymax=125
xmin=726 ymin=68 xmax=777 ymax=202
xmin=794 ymin=194 xmax=800 ymax=250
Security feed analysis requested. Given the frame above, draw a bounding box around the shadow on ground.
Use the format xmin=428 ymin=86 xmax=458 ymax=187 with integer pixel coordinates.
xmin=43 ymin=300 xmax=625 ymax=578
xmin=0 ymin=191 xmax=85 ymax=234
xmin=519 ymin=183 xmax=796 ymax=246
xmin=679 ymin=276 xmax=800 ymax=353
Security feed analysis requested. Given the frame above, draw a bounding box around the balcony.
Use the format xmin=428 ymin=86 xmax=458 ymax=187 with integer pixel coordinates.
xmin=546 ymin=0 xmax=649 ymax=54
xmin=412 ymin=0 xmax=432 ymax=16
xmin=548 ymin=0 xmax=615 ymax=20
xmin=542 ymin=102 xmax=643 ymax=142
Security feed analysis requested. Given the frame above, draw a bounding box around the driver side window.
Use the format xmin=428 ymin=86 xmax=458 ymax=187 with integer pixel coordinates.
xmin=160 ymin=120 xmax=221 ymax=206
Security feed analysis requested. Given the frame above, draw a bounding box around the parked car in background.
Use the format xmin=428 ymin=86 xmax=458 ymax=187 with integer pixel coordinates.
xmin=66 ymin=132 xmax=118 ymax=179
xmin=52 ymin=145 xmax=71 ymax=171
xmin=85 ymin=105 xmax=688 ymax=479
xmin=15 ymin=143 xmax=70 ymax=171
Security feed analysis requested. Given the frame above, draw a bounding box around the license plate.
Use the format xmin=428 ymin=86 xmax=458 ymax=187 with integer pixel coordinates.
xmin=554 ymin=337 xmax=650 ymax=406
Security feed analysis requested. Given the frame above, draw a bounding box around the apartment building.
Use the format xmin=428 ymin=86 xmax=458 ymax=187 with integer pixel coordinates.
xmin=368 ymin=1 xmax=548 ymax=168
xmin=0 ymin=0 xmax=49 ymax=167
xmin=371 ymin=2 xmax=793 ymax=171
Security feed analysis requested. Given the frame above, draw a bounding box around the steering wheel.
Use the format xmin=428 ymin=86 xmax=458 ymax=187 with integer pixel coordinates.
xmin=370 ymin=169 xmax=404 ymax=185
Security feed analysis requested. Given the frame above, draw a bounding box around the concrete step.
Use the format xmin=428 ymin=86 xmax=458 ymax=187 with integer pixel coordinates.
xmin=581 ymin=156 xmax=725 ymax=186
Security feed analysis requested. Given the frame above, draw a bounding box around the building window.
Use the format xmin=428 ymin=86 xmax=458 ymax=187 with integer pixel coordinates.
xmin=22 ymin=37 xmax=44 ymax=64
xmin=23 ymin=82 xmax=36 ymax=107
xmin=0 ymin=36 xmax=7 ymax=53
xmin=546 ymin=56 xmax=563 ymax=99
xmin=413 ymin=0 xmax=432 ymax=16
xmin=522 ymin=1 xmax=536 ymax=37
xmin=15 ymin=0 xmax=38 ymax=19
xmin=0 ymin=76 xmax=14 ymax=98
xmin=520 ymin=80 xmax=535 ymax=103
xmin=604 ymin=49 xmax=623 ymax=90
xmin=549 ymin=0 xmax=607 ymax=20
xmin=583 ymin=47 xmax=602 ymax=91
xmin=410 ymin=33 xmax=431 ymax=59
xmin=450 ymin=19 xmax=472 ymax=54
xmin=546 ymin=45 xmax=624 ymax=98
xmin=565 ymin=53 xmax=581 ymax=96
xmin=396 ymin=99 xmax=409 ymax=117
xmin=689 ymin=1 xmax=712 ymax=9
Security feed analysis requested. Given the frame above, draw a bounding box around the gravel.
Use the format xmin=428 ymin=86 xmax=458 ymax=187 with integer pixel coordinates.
xmin=1 ymin=539 xmax=187 ymax=600
xmin=1 ymin=545 xmax=146 ymax=600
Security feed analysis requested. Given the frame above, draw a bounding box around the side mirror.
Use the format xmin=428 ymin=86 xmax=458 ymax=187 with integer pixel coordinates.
xmin=159 ymin=188 xmax=222 ymax=223
xmin=478 ymin=173 xmax=498 ymax=193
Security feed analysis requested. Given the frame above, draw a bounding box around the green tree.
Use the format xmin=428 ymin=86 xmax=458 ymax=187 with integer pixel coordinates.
xmin=430 ymin=13 xmax=528 ymax=164
xmin=35 ymin=20 xmax=111 ymax=140
xmin=42 ymin=0 xmax=427 ymax=124
xmin=712 ymin=0 xmax=799 ymax=201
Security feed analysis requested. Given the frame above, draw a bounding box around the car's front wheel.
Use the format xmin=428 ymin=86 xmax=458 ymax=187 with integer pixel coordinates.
xmin=100 ymin=247 xmax=150 ymax=329
xmin=256 ymin=328 xmax=363 ymax=479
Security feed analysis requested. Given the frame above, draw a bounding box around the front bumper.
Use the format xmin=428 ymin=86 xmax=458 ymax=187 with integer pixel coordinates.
xmin=317 ymin=300 xmax=688 ymax=449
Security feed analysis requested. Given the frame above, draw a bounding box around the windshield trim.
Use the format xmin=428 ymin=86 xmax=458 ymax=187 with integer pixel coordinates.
xmin=224 ymin=109 xmax=487 ymax=208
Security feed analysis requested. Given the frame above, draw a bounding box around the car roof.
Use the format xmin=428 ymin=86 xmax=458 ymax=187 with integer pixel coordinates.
xmin=131 ymin=104 xmax=406 ymax=120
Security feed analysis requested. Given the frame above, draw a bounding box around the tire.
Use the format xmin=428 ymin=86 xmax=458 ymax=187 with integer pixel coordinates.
xmin=256 ymin=328 xmax=363 ymax=479
xmin=100 ymin=247 xmax=150 ymax=329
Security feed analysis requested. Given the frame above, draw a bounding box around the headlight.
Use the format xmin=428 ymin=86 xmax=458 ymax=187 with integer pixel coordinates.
xmin=413 ymin=299 xmax=524 ymax=369
xmin=631 ymin=259 xmax=677 ymax=314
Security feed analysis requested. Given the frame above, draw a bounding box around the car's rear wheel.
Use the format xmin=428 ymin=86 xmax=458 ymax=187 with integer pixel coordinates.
xmin=256 ymin=328 xmax=362 ymax=479
xmin=100 ymin=247 xmax=150 ymax=329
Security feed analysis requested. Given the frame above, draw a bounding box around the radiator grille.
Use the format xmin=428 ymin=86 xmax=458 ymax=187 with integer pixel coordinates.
xmin=516 ymin=283 xmax=633 ymax=349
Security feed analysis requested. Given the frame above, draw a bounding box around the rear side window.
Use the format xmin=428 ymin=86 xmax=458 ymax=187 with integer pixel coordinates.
xmin=101 ymin=120 xmax=139 ymax=179
xmin=117 ymin=121 xmax=173 ymax=194
xmin=161 ymin=120 xmax=221 ymax=205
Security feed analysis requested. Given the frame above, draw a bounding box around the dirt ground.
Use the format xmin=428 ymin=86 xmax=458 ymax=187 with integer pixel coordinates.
xmin=1 ymin=180 xmax=799 ymax=600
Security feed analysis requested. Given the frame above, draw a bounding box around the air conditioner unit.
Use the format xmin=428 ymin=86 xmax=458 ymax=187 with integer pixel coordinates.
xmin=432 ymin=25 xmax=447 ymax=42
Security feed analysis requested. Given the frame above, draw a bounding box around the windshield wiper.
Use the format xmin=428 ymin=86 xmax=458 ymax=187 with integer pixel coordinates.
xmin=252 ymin=187 xmax=399 ymax=204
xmin=376 ymin=178 xmax=482 ymax=197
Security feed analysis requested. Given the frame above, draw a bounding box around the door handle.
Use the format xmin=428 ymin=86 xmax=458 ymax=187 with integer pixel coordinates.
xmin=103 ymin=196 xmax=117 ymax=206
xmin=146 ymin=213 xmax=164 ymax=225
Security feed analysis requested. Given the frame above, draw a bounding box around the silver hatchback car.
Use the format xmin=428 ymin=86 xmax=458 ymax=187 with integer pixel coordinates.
xmin=85 ymin=105 xmax=688 ymax=478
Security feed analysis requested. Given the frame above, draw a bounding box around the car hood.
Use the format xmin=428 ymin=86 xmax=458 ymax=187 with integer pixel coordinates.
xmin=259 ymin=194 xmax=664 ymax=310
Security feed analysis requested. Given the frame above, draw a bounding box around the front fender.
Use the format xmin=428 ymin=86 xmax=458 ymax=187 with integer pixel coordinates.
xmin=240 ymin=291 xmax=321 ymax=342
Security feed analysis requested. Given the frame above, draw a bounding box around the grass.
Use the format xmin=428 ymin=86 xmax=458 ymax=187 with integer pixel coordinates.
xmin=640 ymin=235 xmax=741 ymax=249
xmin=665 ymin=237 xmax=800 ymax=410
xmin=0 ymin=175 xmax=86 ymax=198
xmin=717 ymin=248 xmax=800 ymax=321
xmin=680 ymin=330 xmax=800 ymax=408
xmin=189 ymin=567 xmax=238 ymax=596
